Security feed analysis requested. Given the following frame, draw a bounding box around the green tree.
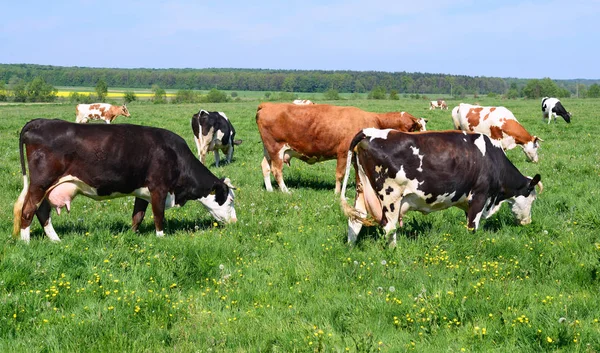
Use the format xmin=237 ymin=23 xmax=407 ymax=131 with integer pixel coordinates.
xmin=389 ymin=90 xmax=399 ymax=100
xmin=587 ymin=84 xmax=600 ymax=98
xmin=205 ymin=88 xmax=228 ymax=103
xmin=323 ymin=88 xmax=340 ymax=100
xmin=95 ymin=79 xmax=108 ymax=101
xmin=123 ymin=91 xmax=137 ymax=104
xmin=12 ymin=78 xmax=28 ymax=102
xmin=522 ymin=78 xmax=559 ymax=99
xmin=26 ymin=76 xmax=57 ymax=102
xmin=0 ymin=81 xmax=6 ymax=101
xmin=152 ymin=84 xmax=167 ymax=104
xmin=369 ymin=86 xmax=387 ymax=99
xmin=506 ymin=82 xmax=519 ymax=99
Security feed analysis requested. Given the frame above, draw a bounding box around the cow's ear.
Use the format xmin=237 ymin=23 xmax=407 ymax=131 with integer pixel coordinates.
xmin=222 ymin=177 xmax=236 ymax=190
xmin=212 ymin=182 xmax=228 ymax=205
xmin=528 ymin=174 xmax=541 ymax=191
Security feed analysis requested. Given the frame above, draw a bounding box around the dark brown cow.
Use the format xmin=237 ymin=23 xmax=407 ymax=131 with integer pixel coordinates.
xmin=256 ymin=103 xmax=427 ymax=193
xmin=13 ymin=119 xmax=237 ymax=242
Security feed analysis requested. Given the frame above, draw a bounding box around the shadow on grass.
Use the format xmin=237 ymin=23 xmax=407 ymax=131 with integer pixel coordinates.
xmin=280 ymin=175 xmax=337 ymax=192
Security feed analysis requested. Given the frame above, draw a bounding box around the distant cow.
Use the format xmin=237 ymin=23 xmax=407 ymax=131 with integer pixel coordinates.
xmin=191 ymin=110 xmax=242 ymax=167
xmin=430 ymin=99 xmax=448 ymax=110
xmin=256 ymin=103 xmax=427 ymax=194
xmin=452 ymin=103 xmax=542 ymax=163
xmin=293 ymin=99 xmax=314 ymax=105
xmin=13 ymin=119 xmax=237 ymax=242
xmin=541 ymin=97 xmax=571 ymax=124
xmin=76 ymin=103 xmax=130 ymax=124
xmin=340 ymin=129 xmax=542 ymax=247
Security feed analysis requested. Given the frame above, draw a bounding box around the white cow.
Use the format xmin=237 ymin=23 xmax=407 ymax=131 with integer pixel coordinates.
xmin=429 ymin=99 xmax=448 ymax=110
xmin=541 ymin=97 xmax=571 ymax=124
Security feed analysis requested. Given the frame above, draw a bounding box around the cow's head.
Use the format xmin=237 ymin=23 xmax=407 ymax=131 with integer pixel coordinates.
xmin=416 ymin=118 xmax=428 ymax=131
xmin=522 ymin=136 xmax=543 ymax=163
xmin=563 ymin=112 xmax=572 ymax=123
xmin=121 ymin=105 xmax=131 ymax=117
xmin=199 ymin=178 xmax=237 ymax=224
xmin=508 ymin=174 xmax=542 ymax=225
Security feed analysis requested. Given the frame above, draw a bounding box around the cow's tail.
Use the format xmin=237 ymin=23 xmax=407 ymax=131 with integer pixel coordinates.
xmin=339 ymin=132 xmax=377 ymax=226
xmin=13 ymin=124 xmax=30 ymax=237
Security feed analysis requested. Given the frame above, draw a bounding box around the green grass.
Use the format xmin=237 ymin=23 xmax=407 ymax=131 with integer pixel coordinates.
xmin=1 ymin=97 xmax=600 ymax=352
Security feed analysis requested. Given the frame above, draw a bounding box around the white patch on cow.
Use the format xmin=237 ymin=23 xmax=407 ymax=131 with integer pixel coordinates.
xmin=199 ymin=188 xmax=237 ymax=224
xmin=43 ymin=219 xmax=60 ymax=242
xmin=508 ymin=191 xmax=537 ymax=225
xmin=219 ymin=112 xmax=229 ymax=121
xmin=474 ymin=135 xmax=487 ymax=156
xmin=410 ymin=146 xmax=424 ymax=172
xmin=21 ymin=226 xmax=31 ymax=243
xmin=417 ymin=118 xmax=427 ymax=131
xmin=363 ymin=128 xmax=392 ymax=141
xmin=462 ymin=131 xmax=467 ymax=135
xmin=521 ymin=141 xmax=539 ymax=163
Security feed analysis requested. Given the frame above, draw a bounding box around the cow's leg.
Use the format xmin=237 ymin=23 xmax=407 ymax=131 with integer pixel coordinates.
xmin=383 ymin=201 xmax=401 ymax=248
xmin=226 ymin=145 xmax=234 ymax=164
xmin=214 ymin=150 xmax=221 ymax=167
xmin=261 ymin=156 xmax=274 ymax=192
xmin=132 ymin=197 xmax=149 ymax=232
xmin=334 ymin=155 xmax=348 ymax=194
xmin=347 ymin=189 xmax=366 ymax=244
xmin=271 ymin=156 xmax=289 ymax=193
xmin=36 ymin=199 xmax=60 ymax=242
xmin=150 ymin=191 xmax=167 ymax=237
xmin=19 ymin=187 xmax=46 ymax=243
xmin=466 ymin=196 xmax=487 ymax=231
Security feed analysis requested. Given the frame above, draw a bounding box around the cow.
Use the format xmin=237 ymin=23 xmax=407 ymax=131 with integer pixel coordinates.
xmin=541 ymin=97 xmax=571 ymax=124
xmin=76 ymin=103 xmax=130 ymax=124
xmin=191 ymin=110 xmax=242 ymax=167
xmin=452 ymin=103 xmax=542 ymax=163
xmin=340 ymin=128 xmax=542 ymax=247
xmin=429 ymin=99 xmax=448 ymax=110
xmin=13 ymin=119 xmax=237 ymax=243
xmin=293 ymin=99 xmax=314 ymax=105
xmin=256 ymin=103 xmax=427 ymax=194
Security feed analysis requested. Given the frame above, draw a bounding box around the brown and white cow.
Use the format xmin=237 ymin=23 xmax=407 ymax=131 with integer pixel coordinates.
xmin=429 ymin=99 xmax=448 ymax=110
xmin=340 ymin=128 xmax=542 ymax=247
xmin=13 ymin=119 xmax=237 ymax=242
xmin=452 ymin=103 xmax=542 ymax=163
xmin=293 ymin=99 xmax=314 ymax=105
xmin=76 ymin=103 xmax=130 ymax=124
xmin=256 ymin=103 xmax=427 ymax=194
xmin=191 ymin=110 xmax=242 ymax=167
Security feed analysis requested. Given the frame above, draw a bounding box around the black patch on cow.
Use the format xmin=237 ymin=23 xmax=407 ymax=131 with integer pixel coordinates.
xmin=389 ymin=203 xmax=395 ymax=212
xmin=552 ymin=101 xmax=571 ymax=123
xmin=385 ymin=186 xmax=394 ymax=195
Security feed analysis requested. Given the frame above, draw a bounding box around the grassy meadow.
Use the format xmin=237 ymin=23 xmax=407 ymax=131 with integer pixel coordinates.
xmin=1 ymin=96 xmax=599 ymax=352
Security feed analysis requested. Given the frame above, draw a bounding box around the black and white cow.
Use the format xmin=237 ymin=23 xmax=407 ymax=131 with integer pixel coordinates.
xmin=541 ymin=97 xmax=571 ymax=124
xmin=340 ymin=128 xmax=542 ymax=247
xmin=192 ymin=110 xmax=242 ymax=167
xmin=13 ymin=119 xmax=237 ymax=242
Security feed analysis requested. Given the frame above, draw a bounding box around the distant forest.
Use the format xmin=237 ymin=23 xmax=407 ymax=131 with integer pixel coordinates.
xmin=1 ymin=63 xmax=598 ymax=96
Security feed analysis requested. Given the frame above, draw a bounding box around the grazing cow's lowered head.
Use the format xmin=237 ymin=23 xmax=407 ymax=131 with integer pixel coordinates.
xmin=293 ymin=99 xmax=314 ymax=105
xmin=13 ymin=119 xmax=237 ymax=242
xmin=76 ymin=103 xmax=130 ymax=124
xmin=542 ymin=97 xmax=571 ymax=124
xmin=192 ymin=110 xmax=242 ymax=167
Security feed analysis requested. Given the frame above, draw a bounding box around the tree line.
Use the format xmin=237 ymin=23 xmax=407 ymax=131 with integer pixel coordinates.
xmin=1 ymin=64 xmax=599 ymax=103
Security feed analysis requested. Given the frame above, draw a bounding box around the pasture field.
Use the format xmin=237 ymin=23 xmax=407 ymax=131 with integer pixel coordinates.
xmin=1 ymin=97 xmax=599 ymax=352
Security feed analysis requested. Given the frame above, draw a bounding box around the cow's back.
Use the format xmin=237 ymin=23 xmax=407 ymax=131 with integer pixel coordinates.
xmin=257 ymin=103 xmax=396 ymax=157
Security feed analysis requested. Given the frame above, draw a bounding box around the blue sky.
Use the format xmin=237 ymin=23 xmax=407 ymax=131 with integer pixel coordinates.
xmin=1 ymin=0 xmax=598 ymax=79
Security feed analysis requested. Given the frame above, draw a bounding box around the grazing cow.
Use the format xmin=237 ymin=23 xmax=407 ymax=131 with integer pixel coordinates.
xmin=76 ymin=103 xmax=130 ymax=124
xmin=293 ymin=99 xmax=314 ymax=105
xmin=452 ymin=103 xmax=542 ymax=163
xmin=13 ymin=119 xmax=237 ymax=243
xmin=541 ymin=97 xmax=571 ymax=124
xmin=429 ymin=99 xmax=448 ymax=110
xmin=191 ymin=110 xmax=242 ymax=167
xmin=340 ymin=129 xmax=542 ymax=247
xmin=256 ymin=103 xmax=427 ymax=194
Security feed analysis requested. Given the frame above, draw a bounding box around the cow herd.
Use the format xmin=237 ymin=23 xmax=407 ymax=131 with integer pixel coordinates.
xmin=13 ymin=97 xmax=571 ymax=245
